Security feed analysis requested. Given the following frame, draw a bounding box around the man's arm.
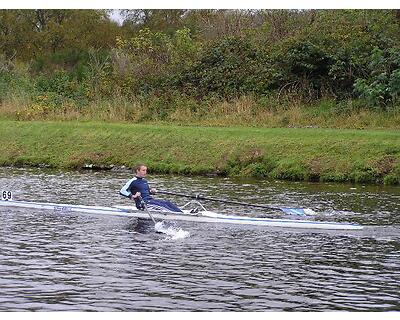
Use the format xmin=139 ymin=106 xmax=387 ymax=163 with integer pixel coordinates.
xmin=120 ymin=178 xmax=139 ymax=199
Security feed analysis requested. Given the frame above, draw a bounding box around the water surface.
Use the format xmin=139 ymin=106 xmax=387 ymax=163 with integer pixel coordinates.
xmin=0 ymin=167 xmax=399 ymax=311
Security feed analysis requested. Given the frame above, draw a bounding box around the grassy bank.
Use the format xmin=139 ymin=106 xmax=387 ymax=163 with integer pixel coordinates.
xmin=0 ymin=120 xmax=399 ymax=185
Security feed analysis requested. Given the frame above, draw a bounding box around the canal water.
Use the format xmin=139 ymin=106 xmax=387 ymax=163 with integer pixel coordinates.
xmin=0 ymin=167 xmax=399 ymax=311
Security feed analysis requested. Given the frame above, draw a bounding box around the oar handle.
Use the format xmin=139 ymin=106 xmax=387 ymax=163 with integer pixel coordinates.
xmin=138 ymin=196 xmax=156 ymax=224
xmin=157 ymin=190 xmax=280 ymax=212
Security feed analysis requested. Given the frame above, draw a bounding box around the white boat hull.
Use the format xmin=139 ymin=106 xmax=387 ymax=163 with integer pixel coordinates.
xmin=0 ymin=199 xmax=363 ymax=230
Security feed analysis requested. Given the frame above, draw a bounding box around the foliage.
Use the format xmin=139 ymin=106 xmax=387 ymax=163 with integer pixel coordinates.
xmin=272 ymin=39 xmax=333 ymax=100
xmin=35 ymin=70 xmax=89 ymax=107
xmin=172 ymin=36 xmax=273 ymax=99
xmin=0 ymin=54 xmax=35 ymax=102
xmin=354 ymin=47 xmax=400 ymax=108
xmin=1 ymin=9 xmax=400 ymax=119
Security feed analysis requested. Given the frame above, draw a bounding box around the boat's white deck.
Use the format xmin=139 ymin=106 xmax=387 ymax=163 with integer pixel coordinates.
xmin=0 ymin=199 xmax=364 ymax=230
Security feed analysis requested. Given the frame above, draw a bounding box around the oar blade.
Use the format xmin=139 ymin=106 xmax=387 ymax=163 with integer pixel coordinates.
xmin=280 ymin=207 xmax=318 ymax=216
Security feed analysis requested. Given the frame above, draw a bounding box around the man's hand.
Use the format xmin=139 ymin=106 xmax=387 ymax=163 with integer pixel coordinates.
xmin=150 ymin=188 xmax=157 ymax=194
xmin=131 ymin=192 xmax=141 ymax=199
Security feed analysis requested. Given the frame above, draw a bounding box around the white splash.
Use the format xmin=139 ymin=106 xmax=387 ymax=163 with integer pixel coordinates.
xmin=154 ymin=221 xmax=190 ymax=240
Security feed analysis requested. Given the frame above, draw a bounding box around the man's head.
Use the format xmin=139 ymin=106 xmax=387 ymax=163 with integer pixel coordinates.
xmin=135 ymin=164 xmax=147 ymax=178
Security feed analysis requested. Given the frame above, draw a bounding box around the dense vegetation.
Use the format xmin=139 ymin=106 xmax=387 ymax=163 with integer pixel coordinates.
xmin=1 ymin=9 xmax=400 ymax=127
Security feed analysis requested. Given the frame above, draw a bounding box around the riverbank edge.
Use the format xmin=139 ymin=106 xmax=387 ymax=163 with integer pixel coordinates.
xmin=0 ymin=120 xmax=399 ymax=185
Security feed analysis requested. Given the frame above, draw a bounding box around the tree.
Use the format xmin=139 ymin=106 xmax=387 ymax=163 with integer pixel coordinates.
xmin=0 ymin=9 xmax=121 ymax=61
xmin=121 ymin=9 xmax=188 ymax=35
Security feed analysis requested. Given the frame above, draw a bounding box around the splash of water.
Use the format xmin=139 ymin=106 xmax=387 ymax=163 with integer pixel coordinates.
xmin=154 ymin=221 xmax=190 ymax=240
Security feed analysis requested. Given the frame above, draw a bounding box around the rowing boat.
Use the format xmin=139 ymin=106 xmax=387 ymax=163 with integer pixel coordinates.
xmin=0 ymin=199 xmax=363 ymax=230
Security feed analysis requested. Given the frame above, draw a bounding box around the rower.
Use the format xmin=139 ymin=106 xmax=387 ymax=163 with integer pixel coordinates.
xmin=119 ymin=163 xmax=183 ymax=213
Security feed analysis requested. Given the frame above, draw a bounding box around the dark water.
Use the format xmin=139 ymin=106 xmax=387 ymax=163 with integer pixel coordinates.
xmin=0 ymin=167 xmax=399 ymax=311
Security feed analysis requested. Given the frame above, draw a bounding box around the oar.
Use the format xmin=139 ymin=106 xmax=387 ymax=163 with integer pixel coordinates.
xmin=157 ymin=190 xmax=315 ymax=216
xmin=138 ymin=196 xmax=157 ymax=224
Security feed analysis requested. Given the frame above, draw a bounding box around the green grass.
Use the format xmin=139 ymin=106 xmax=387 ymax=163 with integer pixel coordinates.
xmin=0 ymin=120 xmax=399 ymax=185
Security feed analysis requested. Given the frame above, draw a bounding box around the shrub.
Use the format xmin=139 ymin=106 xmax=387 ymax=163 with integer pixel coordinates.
xmin=173 ymin=36 xmax=274 ymax=99
xmin=272 ymin=39 xmax=334 ymax=100
xmin=354 ymin=47 xmax=400 ymax=108
xmin=35 ymin=70 xmax=89 ymax=109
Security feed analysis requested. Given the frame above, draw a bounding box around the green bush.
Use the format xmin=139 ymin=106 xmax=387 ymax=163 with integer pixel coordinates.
xmin=383 ymin=174 xmax=399 ymax=185
xmin=0 ymin=57 xmax=35 ymax=102
xmin=354 ymin=47 xmax=400 ymax=108
xmin=35 ymin=70 xmax=89 ymax=108
xmin=173 ymin=36 xmax=273 ymax=99
xmin=274 ymin=40 xmax=332 ymax=97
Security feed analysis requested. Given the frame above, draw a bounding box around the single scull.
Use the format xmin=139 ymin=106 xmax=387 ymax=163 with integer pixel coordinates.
xmin=0 ymin=199 xmax=363 ymax=230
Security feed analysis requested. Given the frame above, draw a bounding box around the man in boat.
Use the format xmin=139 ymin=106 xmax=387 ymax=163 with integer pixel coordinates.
xmin=120 ymin=163 xmax=183 ymax=213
